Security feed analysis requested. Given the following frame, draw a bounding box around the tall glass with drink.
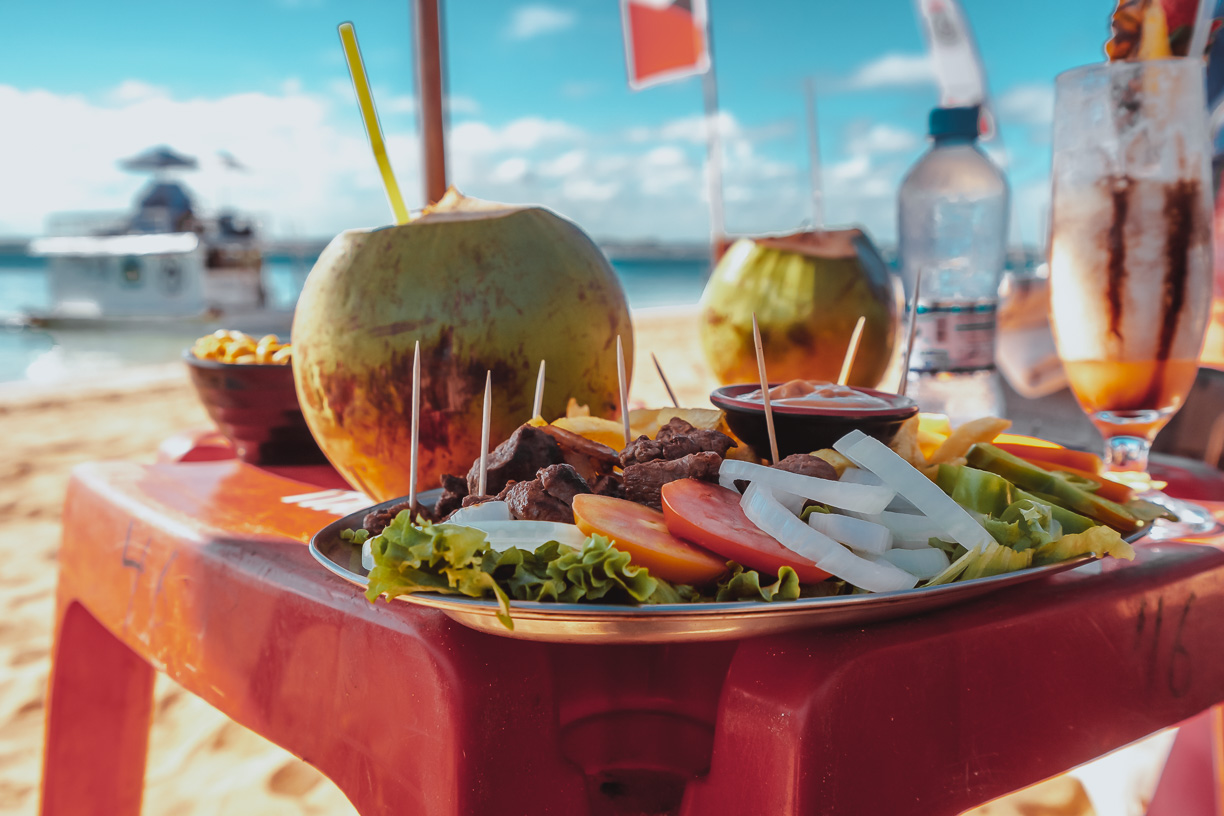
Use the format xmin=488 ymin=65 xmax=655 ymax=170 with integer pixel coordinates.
xmin=1050 ymin=58 xmax=1213 ymax=474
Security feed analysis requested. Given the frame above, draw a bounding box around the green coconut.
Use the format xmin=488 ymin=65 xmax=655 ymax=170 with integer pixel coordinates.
xmin=699 ymin=230 xmax=900 ymax=388
xmin=292 ymin=190 xmax=634 ymax=501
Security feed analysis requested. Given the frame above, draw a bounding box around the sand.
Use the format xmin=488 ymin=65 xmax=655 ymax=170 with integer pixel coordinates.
xmin=0 ymin=306 xmax=1133 ymax=815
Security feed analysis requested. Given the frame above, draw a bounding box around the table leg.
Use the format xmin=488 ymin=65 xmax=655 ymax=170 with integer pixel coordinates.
xmin=40 ymin=599 xmax=155 ymax=816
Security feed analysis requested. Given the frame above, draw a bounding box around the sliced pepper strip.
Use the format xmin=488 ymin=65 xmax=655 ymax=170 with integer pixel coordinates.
xmin=993 ymin=442 xmax=1105 ymax=476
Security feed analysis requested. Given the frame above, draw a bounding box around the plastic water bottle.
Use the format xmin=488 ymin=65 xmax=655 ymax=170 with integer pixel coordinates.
xmin=898 ymin=105 xmax=1010 ymax=425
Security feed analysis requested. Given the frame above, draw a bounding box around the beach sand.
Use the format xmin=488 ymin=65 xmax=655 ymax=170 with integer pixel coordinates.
xmin=0 ymin=306 xmax=1103 ymax=815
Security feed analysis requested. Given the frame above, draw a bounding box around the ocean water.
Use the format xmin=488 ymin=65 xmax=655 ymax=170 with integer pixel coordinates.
xmin=0 ymin=252 xmax=710 ymax=384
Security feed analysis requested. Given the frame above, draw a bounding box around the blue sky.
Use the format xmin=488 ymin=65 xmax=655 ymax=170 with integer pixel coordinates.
xmin=0 ymin=0 xmax=1116 ymax=244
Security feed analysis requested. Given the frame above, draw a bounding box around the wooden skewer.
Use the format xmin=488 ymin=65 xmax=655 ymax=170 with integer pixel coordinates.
xmin=752 ymin=314 xmax=780 ymax=465
xmin=477 ymin=371 xmax=492 ymax=496
xmin=408 ymin=340 xmax=420 ymax=510
xmin=837 ymin=316 xmax=866 ymax=386
xmin=897 ymin=268 xmax=923 ymax=397
xmin=616 ymin=335 xmax=631 ymax=448
xmin=651 ymin=352 xmax=680 ymax=408
xmin=532 ymin=359 xmax=546 ymax=419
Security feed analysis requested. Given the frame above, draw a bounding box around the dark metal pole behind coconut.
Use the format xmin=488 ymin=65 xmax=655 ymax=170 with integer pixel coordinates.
xmin=412 ymin=0 xmax=449 ymax=204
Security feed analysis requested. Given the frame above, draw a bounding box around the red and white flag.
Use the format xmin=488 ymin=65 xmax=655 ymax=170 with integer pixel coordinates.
xmin=620 ymin=0 xmax=710 ymax=90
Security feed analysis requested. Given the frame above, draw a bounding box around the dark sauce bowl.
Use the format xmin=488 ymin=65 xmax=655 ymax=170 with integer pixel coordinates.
xmin=183 ymin=349 xmax=328 ymax=466
xmin=710 ymin=383 xmax=918 ymax=460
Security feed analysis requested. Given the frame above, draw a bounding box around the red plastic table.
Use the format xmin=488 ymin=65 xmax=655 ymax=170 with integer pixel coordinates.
xmin=39 ymin=442 xmax=1224 ymax=816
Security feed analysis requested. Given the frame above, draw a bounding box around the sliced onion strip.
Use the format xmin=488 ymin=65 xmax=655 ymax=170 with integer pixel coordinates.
xmin=740 ymin=483 xmax=917 ymax=592
xmin=446 ymin=501 xmax=512 ymax=525
xmin=806 ymin=511 xmax=892 ymax=555
xmin=880 ymin=547 xmax=950 ymax=580
xmin=452 ymin=520 xmax=588 ymax=552
xmin=833 ymin=431 xmax=994 ymax=553
xmin=720 ymin=459 xmax=895 ymax=514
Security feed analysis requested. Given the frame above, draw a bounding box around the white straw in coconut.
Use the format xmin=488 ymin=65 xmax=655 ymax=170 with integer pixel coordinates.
xmin=409 ymin=340 xmax=420 ymax=509
xmin=838 ymin=316 xmax=867 ymax=386
xmin=752 ymin=314 xmax=780 ymax=464
xmin=617 ymin=335 xmax=631 ymax=447
xmin=651 ymin=352 xmax=680 ymax=408
xmin=532 ymin=359 xmax=546 ymax=419
xmin=477 ymin=371 xmax=492 ymax=496
xmin=898 ymin=268 xmax=924 ymax=397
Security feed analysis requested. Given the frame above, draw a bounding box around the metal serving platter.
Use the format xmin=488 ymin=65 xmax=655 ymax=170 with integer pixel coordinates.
xmin=308 ymin=489 xmax=1137 ymax=644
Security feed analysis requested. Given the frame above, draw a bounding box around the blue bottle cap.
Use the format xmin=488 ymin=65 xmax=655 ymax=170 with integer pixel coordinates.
xmin=929 ymin=106 xmax=981 ymax=139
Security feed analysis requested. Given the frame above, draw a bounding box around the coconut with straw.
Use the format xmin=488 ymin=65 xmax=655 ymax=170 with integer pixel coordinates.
xmin=292 ymin=23 xmax=634 ymax=502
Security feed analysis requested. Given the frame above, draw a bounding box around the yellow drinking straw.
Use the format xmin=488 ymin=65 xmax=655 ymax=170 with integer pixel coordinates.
xmin=338 ymin=22 xmax=410 ymax=225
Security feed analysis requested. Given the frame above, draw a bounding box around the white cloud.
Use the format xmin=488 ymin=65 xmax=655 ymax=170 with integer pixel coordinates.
xmin=828 ymin=155 xmax=871 ymax=182
xmin=997 ymin=84 xmax=1055 ymax=126
xmin=108 ymin=80 xmax=168 ymax=104
xmin=538 ymin=150 xmax=585 ymax=177
xmin=848 ymin=124 xmax=920 ymax=155
xmin=645 ymin=146 xmax=686 ymax=167
xmin=384 ymin=94 xmax=416 ymax=114
xmin=507 ymin=5 xmax=576 ymax=40
xmin=847 ymin=53 xmax=934 ymax=90
xmin=0 ymin=80 xmax=956 ymax=244
xmin=490 ymin=157 xmax=529 ymax=184
xmin=562 ymin=178 xmax=619 ymax=202
xmin=448 ymin=95 xmax=481 ymax=115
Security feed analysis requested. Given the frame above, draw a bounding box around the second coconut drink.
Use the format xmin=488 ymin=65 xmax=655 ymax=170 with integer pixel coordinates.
xmin=698 ymin=229 xmax=902 ymax=389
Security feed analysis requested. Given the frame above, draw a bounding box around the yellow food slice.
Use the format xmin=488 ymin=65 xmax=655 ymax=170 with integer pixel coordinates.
xmin=552 ymin=415 xmax=628 ymax=451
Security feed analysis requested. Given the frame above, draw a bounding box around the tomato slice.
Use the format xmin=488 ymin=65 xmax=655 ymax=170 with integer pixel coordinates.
xmin=661 ymin=479 xmax=831 ymax=584
xmin=571 ymin=494 xmax=728 ymax=585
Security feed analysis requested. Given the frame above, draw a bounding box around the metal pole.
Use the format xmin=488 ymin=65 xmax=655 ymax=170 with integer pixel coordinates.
xmin=413 ymin=0 xmax=448 ymax=205
xmin=701 ymin=3 xmax=725 ymax=265
xmin=804 ymin=77 xmax=824 ymax=231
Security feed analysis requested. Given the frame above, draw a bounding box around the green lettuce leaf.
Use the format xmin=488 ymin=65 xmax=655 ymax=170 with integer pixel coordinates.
xmin=935 ymin=464 xmax=1015 ymax=517
xmin=982 ymin=499 xmax=1062 ymax=552
xmin=924 ymin=540 xmax=1034 ymax=586
xmin=541 ymin=534 xmax=696 ymax=604
xmin=364 ymin=518 xmax=700 ymax=629
xmin=1032 ymin=525 xmax=1135 ymax=566
xmin=365 ymin=513 xmax=513 ymax=626
xmin=341 ymin=527 xmax=370 ymax=545
xmin=714 ymin=563 xmax=802 ymax=602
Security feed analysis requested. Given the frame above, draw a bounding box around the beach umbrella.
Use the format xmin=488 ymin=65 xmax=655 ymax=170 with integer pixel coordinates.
xmin=119 ymin=146 xmax=199 ymax=173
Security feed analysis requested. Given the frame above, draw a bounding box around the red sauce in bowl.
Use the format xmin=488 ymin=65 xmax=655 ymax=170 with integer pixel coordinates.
xmin=739 ymin=379 xmax=894 ymax=410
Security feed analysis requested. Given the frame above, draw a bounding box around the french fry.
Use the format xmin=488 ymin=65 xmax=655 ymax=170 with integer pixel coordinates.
xmin=888 ymin=414 xmax=927 ymax=468
xmin=927 ymin=417 xmax=1012 ymax=466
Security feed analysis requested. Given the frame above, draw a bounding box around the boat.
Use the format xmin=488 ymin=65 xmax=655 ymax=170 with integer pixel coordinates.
xmin=19 ymin=146 xmax=293 ymax=335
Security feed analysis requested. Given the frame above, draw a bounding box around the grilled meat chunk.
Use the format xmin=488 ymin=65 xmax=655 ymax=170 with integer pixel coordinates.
xmin=773 ymin=454 xmax=838 ymax=481
xmin=499 ymin=464 xmax=592 ymax=523
xmin=538 ymin=463 xmax=593 ymax=505
xmin=362 ymin=498 xmax=434 ymax=537
xmin=619 ymin=418 xmax=736 ymax=468
xmin=622 ymin=451 xmax=722 ymax=510
xmin=502 ymin=480 xmax=573 ymax=523
xmin=434 ymin=473 xmax=470 ymax=519
xmin=466 ymin=424 xmax=563 ymax=496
